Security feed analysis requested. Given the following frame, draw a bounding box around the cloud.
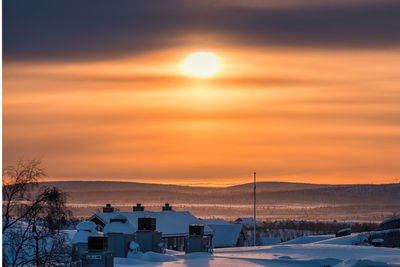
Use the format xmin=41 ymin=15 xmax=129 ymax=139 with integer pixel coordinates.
xmin=4 ymin=0 xmax=400 ymax=62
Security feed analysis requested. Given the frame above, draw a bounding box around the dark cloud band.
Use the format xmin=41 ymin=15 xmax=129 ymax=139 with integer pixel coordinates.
xmin=4 ymin=0 xmax=400 ymax=61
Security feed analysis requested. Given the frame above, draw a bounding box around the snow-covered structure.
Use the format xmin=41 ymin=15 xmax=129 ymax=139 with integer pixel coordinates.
xmin=134 ymin=217 xmax=163 ymax=253
xmin=83 ymin=236 xmax=113 ymax=267
xmin=72 ymin=221 xmax=98 ymax=244
xmin=336 ymin=228 xmax=351 ymax=237
xmin=201 ymin=219 xmax=245 ymax=247
xmin=103 ymin=215 xmax=135 ymax=257
xmin=72 ymin=221 xmax=99 ymax=260
xmin=103 ymin=215 xmax=135 ymax=235
xmin=89 ymin=210 xmax=213 ymax=251
xmin=185 ymin=224 xmax=212 ymax=253
xmin=372 ymin=238 xmax=384 ymax=247
xmin=380 ymin=216 xmax=400 ymax=230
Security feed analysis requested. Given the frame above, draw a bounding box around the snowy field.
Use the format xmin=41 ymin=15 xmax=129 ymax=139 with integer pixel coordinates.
xmin=114 ymin=244 xmax=400 ymax=267
xmin=114 ymin=231 xmax=400 ymax=267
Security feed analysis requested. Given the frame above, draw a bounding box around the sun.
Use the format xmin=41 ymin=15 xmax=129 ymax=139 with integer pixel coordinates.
xmin=181 ymin=52 xmax=221 ymax=78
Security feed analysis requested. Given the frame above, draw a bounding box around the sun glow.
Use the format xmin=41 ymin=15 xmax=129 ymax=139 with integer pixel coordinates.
xmin=181 ymin=52 xmax=221 ymax=77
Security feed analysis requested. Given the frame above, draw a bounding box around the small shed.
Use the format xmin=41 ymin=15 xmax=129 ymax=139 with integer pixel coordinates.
xmin=202 ymin=219 xmax=245 ymax=248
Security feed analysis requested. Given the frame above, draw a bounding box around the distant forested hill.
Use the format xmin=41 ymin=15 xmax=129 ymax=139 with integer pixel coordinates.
xmin=41 ymin=181 xmax=400 ymax=206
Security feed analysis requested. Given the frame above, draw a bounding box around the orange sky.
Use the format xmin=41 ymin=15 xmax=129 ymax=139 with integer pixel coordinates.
xmin=4 ymin=45 xmax=400 ymax=186
xmin=3 ymin=1 xmax=400 ymax=186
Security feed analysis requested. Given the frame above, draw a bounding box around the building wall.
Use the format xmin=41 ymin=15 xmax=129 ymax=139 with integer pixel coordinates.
xmin=163 ymin=237 xmax=186 ymax=251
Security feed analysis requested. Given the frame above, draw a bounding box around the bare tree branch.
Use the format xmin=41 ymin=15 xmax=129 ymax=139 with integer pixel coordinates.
xmin=2 ymin=159 xmax=71 ymax=266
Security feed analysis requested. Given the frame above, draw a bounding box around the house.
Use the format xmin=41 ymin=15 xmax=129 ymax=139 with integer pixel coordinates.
xmin=201 ymin=219 xmax=246 ymax=247
xmin=89 ymin=204 xmax=214 ymax=251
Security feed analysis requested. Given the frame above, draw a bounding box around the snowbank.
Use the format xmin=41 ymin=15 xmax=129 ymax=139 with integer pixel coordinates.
xmin=316 ymin=233 xmax=370 ymax=245
xmin=282 ymin=234 xmax=334 ymax=245
xmin=260 ymin=237 xmax=281 ymax=245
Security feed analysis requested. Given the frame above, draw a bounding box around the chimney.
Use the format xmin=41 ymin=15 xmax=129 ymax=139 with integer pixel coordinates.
xmin=162 ymin=203 xmax=172 ymax=211
xmin=103 ymin=203 xmax=114 ymax=213
xmin=133 ymin=203 xmax=144 ymax=212
xmin=189 ymin=224 xmax=204 ymax=236
xmin=137 ymin=217 xmax=156 ymax=231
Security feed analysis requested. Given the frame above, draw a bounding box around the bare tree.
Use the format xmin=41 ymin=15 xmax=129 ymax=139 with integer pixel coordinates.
xmin=3 ymin=159 xmax=46 ymax=233
xmin=2 ymin=159 xmax=72 ymax=266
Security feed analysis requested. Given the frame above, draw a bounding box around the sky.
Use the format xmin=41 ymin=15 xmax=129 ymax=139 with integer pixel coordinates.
xmin=3 ymin=0 xmax=400 ymax=186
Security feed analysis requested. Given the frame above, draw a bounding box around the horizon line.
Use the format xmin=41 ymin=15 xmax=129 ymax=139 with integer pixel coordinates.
xmin=39 ymin=178 xmax=399 ymax=188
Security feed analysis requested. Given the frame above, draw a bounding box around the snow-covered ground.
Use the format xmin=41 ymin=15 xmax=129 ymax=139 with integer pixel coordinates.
xmin=114 ymin=244 xmax=400 ymax=267
xmin=62 ymin=229 xmax=400 ymax=266
xmin=281 ymin=234 xmax=334 ymax=244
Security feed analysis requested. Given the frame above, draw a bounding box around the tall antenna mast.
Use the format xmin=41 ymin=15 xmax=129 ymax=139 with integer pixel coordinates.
xmin=253 ymin=171 xmax=256 ymax=246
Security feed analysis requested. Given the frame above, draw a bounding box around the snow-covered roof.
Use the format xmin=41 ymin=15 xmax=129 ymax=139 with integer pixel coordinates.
xmin=103 ymin=215 xmax=135 ymax=234
xmin=201 ymin=219 xmax=231 ymax=225
xmin=72 ymin=221 xmax=98 ymax=244
xmin=200 ymin=218 xmax=244 ymax=247
xmin=90 ymin=211 xmax=213 ymax=237
xmin=208 ymin=223 xmax=243 ymax=247
xmin=77 ymin=221 xmax=97 ymax=231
